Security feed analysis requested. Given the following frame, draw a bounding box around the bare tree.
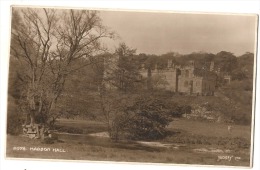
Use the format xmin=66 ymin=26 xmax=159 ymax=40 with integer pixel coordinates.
xmin=10 ymin=7 xmax=114 ymax=128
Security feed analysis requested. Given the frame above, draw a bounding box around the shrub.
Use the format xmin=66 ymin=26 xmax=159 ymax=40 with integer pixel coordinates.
xmin=170 ymin=104 xmax=192 ymax=118
xmin=118 ymin=97 xmax=173 ymax=140
xmin=231 ymin=114 xmax=252 ymax=125
xmin=7 ymin=112 xmax=24 ymax=135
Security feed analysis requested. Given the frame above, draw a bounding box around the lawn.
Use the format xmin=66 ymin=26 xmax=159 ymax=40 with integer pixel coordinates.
xmin=54 ymin=118 xmax=252 ymax=139
xmin=168 ymin=118 xmax=251 ymax=139
xmin=5 ymin=118 xmax=252 ymax=167
xmin=54 ymin=118 xmax=107 ymax=134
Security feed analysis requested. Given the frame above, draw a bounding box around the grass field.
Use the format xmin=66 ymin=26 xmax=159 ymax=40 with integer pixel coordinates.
xmin=168 ymin=119 xmax=251 ymax=139
xmin=54 ymin=118 xmax=107 ymax=134
xmin=6 ymin=118 xmax=252 ymax=167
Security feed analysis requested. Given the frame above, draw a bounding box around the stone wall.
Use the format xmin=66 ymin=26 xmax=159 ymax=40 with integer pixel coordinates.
xmin=139 ymin=62 xmax=216 ymax=95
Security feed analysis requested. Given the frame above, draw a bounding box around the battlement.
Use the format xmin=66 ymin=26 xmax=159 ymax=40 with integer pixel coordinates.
xmin=140 ymin=60 xmax=216 ymax=95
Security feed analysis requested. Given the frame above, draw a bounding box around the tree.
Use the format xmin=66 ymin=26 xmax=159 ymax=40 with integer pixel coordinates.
xmin=112 ymin=43 xmax=142 ymax=93
xmin=232 ymin=52 xmax=254 ymax=80
xmin=122 ymin=97 xmax=173 ymax=140
xmin=214 ymin=51 xmax=237 ymax=74
xmin=96 ymin=43 xmax=148 ymax=141
xmin=98 ymin=94 xmax=174 ymax=141
xmin=97 ymin=91 xmax=138 ymax=141
xmin=10 ymin=7 xmax=114 ymax=128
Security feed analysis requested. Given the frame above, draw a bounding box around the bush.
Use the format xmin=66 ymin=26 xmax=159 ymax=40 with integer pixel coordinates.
xmin=231 ymin=114 xmax=252 ymax=125
xmin=168 ymin=104 xmax=192 ymax=118
xmin=7 ymin=112 xmax=24 ymax=135
xmin=116 ymin=97 xmax=173 ymax=140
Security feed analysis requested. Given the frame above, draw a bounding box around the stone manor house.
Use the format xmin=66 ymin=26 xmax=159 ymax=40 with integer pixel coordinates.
xmin=140 ymin=60 xmax=217 ymax=95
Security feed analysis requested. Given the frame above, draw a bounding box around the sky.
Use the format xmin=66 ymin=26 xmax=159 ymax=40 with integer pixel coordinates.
xmin=100 ymin=10 xmax=257 ymax=56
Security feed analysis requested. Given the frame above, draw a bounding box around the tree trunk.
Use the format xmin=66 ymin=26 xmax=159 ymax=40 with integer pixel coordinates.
xmin=30 ymin=110 xmax=36 ymax=125
xmin=26 ymin=113 xmax=31 ymax=124
xmin=147 ymin=68 xmax=152 ymax=90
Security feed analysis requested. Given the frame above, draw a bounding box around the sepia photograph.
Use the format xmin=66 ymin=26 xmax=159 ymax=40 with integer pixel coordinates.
xmin=4 ymin=4 xmax=258 ymax=169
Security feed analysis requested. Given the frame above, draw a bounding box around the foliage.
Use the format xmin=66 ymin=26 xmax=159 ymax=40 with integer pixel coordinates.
xmin=97 ymin=89 xmax=193 ymax=141
xmin=107 ymin=43 xmax=144 ymax=93
xmin=97 ymin=92 xmax=176 ymax=141
xmin=7 ymin=113 xmax=24 ymax=135
xmin=232 ymin=52 xmax=254 ymax=80
xmin=230 ymin=114 xmax=251 ymax=125
xmin=120 ymin=97 xmax=173 ymax=140
xmin=134 ymin=51 xmax=254 ymax=89
xmin=9 ymin=8 xmax=254 ymax=138
xmin=7 ymin=97 xmax=25 ymax=135
xmin=97 ymin=91 xmax=138 ymax=141
xmin=168 ymin=103 xmax=192 ymax=118
xmin=10 ymin=8 xmax=114 ymax=127
xmin=219 ymin=79 xmax=253 ymax=125
xmin=214 ymin=51 xmax=237 ymax=74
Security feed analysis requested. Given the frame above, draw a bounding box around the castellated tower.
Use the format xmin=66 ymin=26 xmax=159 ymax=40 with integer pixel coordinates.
xmin=140 ymin=59 xmax=179 ymax=92
xmin=139 ymin=59 xmax=216 ymax=96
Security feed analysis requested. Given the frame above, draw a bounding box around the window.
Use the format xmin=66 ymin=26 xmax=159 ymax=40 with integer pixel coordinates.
xmin=184 ymin=81 xmax=189 ymax=87
xmin=185 ymin=70 xmax=189 ymax=78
